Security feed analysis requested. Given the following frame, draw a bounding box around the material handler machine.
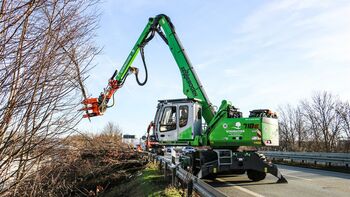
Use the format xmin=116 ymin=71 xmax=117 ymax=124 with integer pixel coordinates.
xmin=81 ymin=14 xmax=287 ymax=183
xmin=144 ymin=121 xmax=162 ymax=154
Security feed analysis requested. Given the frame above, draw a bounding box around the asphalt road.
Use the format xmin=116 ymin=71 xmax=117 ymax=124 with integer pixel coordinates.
xmin=205 ymin=165 xmax=350 ymax=197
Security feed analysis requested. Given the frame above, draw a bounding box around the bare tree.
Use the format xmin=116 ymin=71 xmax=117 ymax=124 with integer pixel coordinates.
xmin=301 ymin=100 xmax=320 ymax=151
xmin=293 ymin=106 xmax=306 ymax=150
xmin=301 ymin=91 xmax=342 ymax=152
xmin=277 ymin=104 xmax=296 ymax=151
xmin=337 ymin=101 xmax=350 ymax=152
xmin=278 ymin=104 xmax=307 ymax=151
xmin=338 ymin=101 xmax=350 ymax=138
xmin=277 ymin=91 xmax=348 ymax=152
xmin=0 ymin=0 xmax=100 ymax=195
xmin=102 ymin=121 xmax=122 ymax=137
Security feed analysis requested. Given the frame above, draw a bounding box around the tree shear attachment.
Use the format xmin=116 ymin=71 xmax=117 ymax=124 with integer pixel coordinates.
xmin=79 ymin=79 xmax=119 ymax=118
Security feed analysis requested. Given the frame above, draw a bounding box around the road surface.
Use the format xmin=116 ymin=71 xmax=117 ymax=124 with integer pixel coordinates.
xmin=205 ymin=164 xmax=350 ymax=197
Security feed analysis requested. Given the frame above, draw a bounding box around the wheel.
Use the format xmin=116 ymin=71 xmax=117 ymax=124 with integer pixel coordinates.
xmin=247 ymin=170 xmax=266 ymax=181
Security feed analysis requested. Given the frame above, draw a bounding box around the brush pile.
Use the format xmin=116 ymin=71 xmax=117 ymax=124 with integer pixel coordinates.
xmin=13 ymin=134 xmax=147 ymax=196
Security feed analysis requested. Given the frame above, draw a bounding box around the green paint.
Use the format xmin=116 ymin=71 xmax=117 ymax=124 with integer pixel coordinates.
xmin=178 ymin=127 xmax=193 ymax=140
xmin=189 ymin=136 xmax=201 ymax=146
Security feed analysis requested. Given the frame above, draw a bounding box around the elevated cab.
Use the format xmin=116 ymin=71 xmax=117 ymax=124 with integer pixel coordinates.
xmin=154 ymin=99 xmax=202 ymax=143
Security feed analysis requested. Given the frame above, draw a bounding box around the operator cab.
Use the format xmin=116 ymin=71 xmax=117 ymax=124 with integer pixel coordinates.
xmin=154 ymin=99 xmax=202 ymax=142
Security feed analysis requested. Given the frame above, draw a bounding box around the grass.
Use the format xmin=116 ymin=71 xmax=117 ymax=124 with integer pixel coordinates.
xmin=164 ymin=186 xmax=183 ymax=197
xmin=105 ymin=162 xmax=182 ymax=197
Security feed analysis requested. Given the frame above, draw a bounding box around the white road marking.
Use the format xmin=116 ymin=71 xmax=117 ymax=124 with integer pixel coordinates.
xmin=284 ymin=174 xmax=312 ymax=181
xmin=216 ymin=178 xmax=266 ymax=197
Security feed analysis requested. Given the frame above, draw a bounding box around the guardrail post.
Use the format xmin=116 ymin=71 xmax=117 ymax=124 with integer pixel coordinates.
xmin=171 ymin=167 xmax=176 ymax=186
xmin=158 ymin=159 xmax=162 ymax=170
xmin=186 ymin=180 xmax=193 ymax=197
xmin=164 ymin=162 xmax=168 ymax=180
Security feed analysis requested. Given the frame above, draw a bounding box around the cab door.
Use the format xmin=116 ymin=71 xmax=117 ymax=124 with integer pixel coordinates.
xmin=157 ymin=104 xmax=179 ymax=141
xmin=177 ymin=104 xmax=194 ymax=141
xmin=155 ymin=101 xmax=198 ymax=142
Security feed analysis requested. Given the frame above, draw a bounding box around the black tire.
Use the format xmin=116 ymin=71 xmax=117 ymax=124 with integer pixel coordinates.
xmin=247 ymin=170 xmax=266 ymax=181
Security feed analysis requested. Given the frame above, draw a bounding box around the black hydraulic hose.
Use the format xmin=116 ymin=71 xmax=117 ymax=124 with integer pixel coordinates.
xmin=135 ymin=47 xmax=148 ymax=86
xmin=110 ymin=69 xmax=118 ymax=80
xmin=156 ymin=27 xmax=168 ymax=45
xmin=142 ymin=30 xmax=155 ymax=47
xmin=134 ymin=14 xmax=172 ymax=86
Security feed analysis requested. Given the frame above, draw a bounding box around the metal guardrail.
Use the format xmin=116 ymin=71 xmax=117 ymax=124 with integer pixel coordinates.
xmin=146 ymin=152 xmax=227 ymax=197
xmin=261 ymin=151 xmax=350 ymax=167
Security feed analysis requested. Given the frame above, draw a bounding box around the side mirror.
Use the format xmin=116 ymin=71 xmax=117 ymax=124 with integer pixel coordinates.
xmin=141 ymin=136 xmax=146 ymax=140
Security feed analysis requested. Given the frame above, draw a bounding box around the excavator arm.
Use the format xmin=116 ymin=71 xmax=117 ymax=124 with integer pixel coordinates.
xmin=80 ymin=14 xmax=287 ymax=183
xmin=80 ymin=17 xmax=154 ymax=118
xmin=81 ymin=14 xmax=215 ymax=122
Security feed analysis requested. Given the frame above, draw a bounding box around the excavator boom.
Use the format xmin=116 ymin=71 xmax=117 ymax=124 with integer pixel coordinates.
xmin=81 ymin=14 xmax=215 ymax=123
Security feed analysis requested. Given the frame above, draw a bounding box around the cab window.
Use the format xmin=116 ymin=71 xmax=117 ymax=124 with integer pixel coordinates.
xmin=160 ymin=106 xmax=177 ymax=132
xmin=179 ymin=105 xmax=188 ymax=128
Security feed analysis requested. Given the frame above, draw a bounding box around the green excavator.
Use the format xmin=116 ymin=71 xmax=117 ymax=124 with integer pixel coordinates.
xmin=81 ymin=14 xmax=287 ymax=183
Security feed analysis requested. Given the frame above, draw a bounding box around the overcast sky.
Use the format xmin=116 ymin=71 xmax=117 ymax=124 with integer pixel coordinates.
xmin=78 ymin=0 xmax=350 ymax=137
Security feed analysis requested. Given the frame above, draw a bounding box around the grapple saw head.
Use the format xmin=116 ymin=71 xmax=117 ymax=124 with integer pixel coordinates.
xmin=79 ymin=79 xmax=119 ymax=118
xmin=80 ymin=97 xmax=102 ymax=118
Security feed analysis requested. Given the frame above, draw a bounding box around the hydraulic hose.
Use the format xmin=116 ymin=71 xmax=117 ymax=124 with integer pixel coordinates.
xmin=134 ymin=16 xmax=171 ymax=86
xmin=135 ymin=47 xmax=148 ymax=86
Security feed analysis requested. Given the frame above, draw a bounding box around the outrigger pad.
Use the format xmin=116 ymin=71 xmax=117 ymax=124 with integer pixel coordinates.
xmin=242 ymin=152 xmax=288 ymax=183
xmin=261 ymin=158 xmax=288 ymax=183
xmin=268 ymin=163 xmax=288 ymax=183
xmin=277 ymin=176 xmax=288 ymax=183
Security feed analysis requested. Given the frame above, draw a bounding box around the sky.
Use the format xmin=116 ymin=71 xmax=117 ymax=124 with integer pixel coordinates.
xmin=78 ymin=0 xmax=350 ymax=137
